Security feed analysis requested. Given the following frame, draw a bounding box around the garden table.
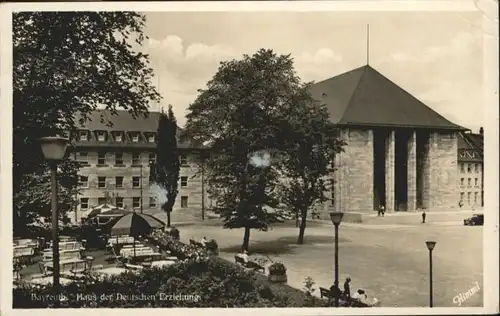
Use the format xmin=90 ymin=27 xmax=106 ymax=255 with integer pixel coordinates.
xmin=95 ymin=267 xmax=128 ymax=276
xmin=150 ymin=260 xmax=176 ymax=268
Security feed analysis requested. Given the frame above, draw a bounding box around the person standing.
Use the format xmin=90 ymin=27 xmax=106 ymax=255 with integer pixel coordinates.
xmin=343 ymin=277 xmax=352 ymax=300
xmin=421 ymin=211 xmax=427 ymax=223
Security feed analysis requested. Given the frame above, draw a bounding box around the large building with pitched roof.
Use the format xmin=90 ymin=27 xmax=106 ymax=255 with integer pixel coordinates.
xmin=70 ymin=110 xmax=209 ymax=223
xmin=309 ymin=65 xmax=468 ymax=218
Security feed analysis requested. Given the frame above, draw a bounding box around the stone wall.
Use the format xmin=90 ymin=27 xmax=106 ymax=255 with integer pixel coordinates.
xmin=343 ymin=128 xmax=374 ymax=212
xmin=407 ymin=131 xmax=417 ymax=211
xmin=426 ymin=132 xmax=459 ymax=210
xmin=385 ymin=130 xmax=395 ymax=211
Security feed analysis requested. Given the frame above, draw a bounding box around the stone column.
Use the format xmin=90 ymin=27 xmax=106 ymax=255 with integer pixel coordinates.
xmin=407 ymin=131 xmax=417 ymax=211
xmin=385 ymin=130 xmax=395 ymax=211
xmin=340 ymin=129 xmax=349 ymax=212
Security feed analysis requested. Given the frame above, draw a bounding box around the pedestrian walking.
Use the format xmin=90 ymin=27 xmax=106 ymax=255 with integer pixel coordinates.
xmin=343 ymin=277 xmax=352 ymax=300
xmin=421 ymin=211 xmax=426 ymax=223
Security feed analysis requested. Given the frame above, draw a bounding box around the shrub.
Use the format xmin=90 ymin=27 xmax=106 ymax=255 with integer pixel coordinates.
xmin=169 ymin=227 xmax=180 ymax=240
xmin=205 ymin=239 xmax=218 ymax=254
xmin=268 ymin=262 xmax=286 ymax=276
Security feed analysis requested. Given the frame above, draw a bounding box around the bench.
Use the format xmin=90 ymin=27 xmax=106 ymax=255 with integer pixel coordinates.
xmin=235 ymin=255 xmax=246 ymax=266
xmin=246 ymin=260 xmax=265 ymax=273
xmin=319 ymin=287 xmax=333 ymax=299
xmin=189 ymin=239 xmax=205 ymax=248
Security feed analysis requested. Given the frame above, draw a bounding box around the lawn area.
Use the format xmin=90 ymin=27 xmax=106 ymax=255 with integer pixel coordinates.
xmin=178 ymin=219 xmax=483 ymax=307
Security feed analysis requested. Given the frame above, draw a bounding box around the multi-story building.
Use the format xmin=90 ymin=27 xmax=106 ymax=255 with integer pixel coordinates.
xmin=308 ymin=65 xmax=467 ymax=219
xmin=70 ymin=110 xmax=209 ymax=223
xmin=457 ymin=128 xmax=484 ymax=209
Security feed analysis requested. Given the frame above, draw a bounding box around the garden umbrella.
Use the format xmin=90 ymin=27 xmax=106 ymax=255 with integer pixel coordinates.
xmin=107 ymin=212 xmax=165 ymax=257
xmin=86 ymin=204 xmax=129 ymax=218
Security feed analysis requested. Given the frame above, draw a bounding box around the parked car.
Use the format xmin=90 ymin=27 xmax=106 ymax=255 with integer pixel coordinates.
xmin=464 ymin=214 xmax=484 ymax=226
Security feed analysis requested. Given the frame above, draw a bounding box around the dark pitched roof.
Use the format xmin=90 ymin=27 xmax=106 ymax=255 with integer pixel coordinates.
xmin=308 ymin=65 xmax=467 ymax=130
xmin=458 ymin=132 xmax=484 ymax=151
xmin=74 ymin=109 xmax=200 ymax=149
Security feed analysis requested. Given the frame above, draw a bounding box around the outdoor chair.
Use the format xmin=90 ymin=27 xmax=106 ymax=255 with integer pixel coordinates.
xmin=319 ymin=287 xmax=333 ymax=299
xmin=234 ymin=255 xmax=246 ymax=266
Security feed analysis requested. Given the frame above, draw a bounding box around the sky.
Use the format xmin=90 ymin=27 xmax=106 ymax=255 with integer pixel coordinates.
xmin=140 ymin=10 xmax=484 ymax=132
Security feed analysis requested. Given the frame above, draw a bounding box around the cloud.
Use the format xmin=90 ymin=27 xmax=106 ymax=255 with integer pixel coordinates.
xmin=389 ymin=31 xmax=480 ymax=64
xmin=144 ymin=36 xmax=344 ymax=125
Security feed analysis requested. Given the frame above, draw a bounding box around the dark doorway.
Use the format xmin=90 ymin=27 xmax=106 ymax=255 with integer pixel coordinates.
xmin=394 ymin=130 xmax=409 ymax=211
xmin=373 ymin=129 xmax=388 ymax=210
xmin=416 ymin=130 xmax=429 ymax=209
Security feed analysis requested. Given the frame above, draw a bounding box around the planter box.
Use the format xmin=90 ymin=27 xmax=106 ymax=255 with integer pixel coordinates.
xmin=268 ymin=273 xmax=287 ymax=283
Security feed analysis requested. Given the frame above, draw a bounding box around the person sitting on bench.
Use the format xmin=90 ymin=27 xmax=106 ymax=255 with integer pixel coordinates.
xmin=240 ymin=250 xmax=249 ymax=263
xmin=200 ymin=237 xmax=207 ymax=247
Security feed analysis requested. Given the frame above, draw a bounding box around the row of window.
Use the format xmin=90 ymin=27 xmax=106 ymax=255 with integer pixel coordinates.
xmin=459 ymin=192 xmax=481 ymax=205
xmin=459 ymin=162 xmax=481 ymax=173
xmin=77 ymin=152 xmax=188 ymax=166
xmin=80 ymin=196 xmax=189 ymax=210
xmin=459 ymin=177 xmax=481 ymax=188
xmin=77 ymin=130 xmax=156 ymax=143
xmin=79 ymin=175 xmax=190 ymax=188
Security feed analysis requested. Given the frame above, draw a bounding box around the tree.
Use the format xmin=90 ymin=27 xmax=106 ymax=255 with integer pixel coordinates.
xmin=13 ymin=12 xmax=160 ymax=231
xmin=277 ymin=99 xmax=345 ymax=244
xmin=183 ymin=49 xmax=310 ymax=251
xmin=152 ymin=106 xmax=180 ymax=228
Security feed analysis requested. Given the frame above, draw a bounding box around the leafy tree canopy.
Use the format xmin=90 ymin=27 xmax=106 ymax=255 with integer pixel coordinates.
xmin=13 ymin=12 xmax=160 ymax=233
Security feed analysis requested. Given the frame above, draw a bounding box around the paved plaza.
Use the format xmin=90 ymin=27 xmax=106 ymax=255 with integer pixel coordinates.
xmin=173 ymin=212 xmax=483 ymax=307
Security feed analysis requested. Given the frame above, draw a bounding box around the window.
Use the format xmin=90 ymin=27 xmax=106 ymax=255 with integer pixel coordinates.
xmin=78 ymin=152 xmax=89 ymax=164
xmin=98 ymin=152 xmax=106 ymax=165
xmin=115 ymin=152 xmax=124 ymax=165
xmin=460 ymin=192 xmax=464 ymax=201
xmin=467 ymin=192 xmax=471 ymax=204
xmin=78 ymin=176 xmax=88 ymax=188
xmin=149 ymin=152 xmax=156 ymax=164
xmin=467 ymin=163 xmax=471 ymax=173
xmin=474 ymin=192 xmax=478 ymax=204
xmin=148 ymin=133 xmax=155 ymax=143
xmin=180 ymin=176 xmax=188 ymax=187
xmin=149 ymin=196 xmax=157 ymax=208
xmin=474 ymin=178 xmax=478 ymax=187
xmin=132 ymin=153 xmax=141 ymax=165
xmin=467 ymin=178 xmax=471 ymax=188
xmin=181 ymin=196 xmax=188 ymax=208
xmin=131 ymin=133 xmax=140 ymax=143
xmin=132 ymin=176 xmax=141 ymax=188
xmin=133 ymin=197 xmax=141 ymax=208
xmin=80 ymin=198 xmax=89 ymax=210
xmin=97 ymin=131 xmax=106 ymax=142
xmin=475 ymin=163 xmax=479 ymax=173
xmin=116 ymin=197 xmax=124 ymax=208
xmin=98 ymin=197 xmax=107 ymax=205
xmin=98 ymin=176 xmax=106 ymax=188
xmin=460 ymin=178 xmax=464 ymax=187
xmin=114 ymin=132 xmax=123 ymax=142
xmin=79 ymin=131 xmax=88 ymax=141
xmin=460 ymin=163 xmax=464 ymax=173
xmin=180 ymin=154 xmax=188 ymax=166
xmin=115 ymin=176 xmax=124 ymax=188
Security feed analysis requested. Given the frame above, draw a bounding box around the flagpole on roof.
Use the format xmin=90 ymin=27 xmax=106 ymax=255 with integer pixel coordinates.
xmin=366 ymin=24 xmax=370 ymax=65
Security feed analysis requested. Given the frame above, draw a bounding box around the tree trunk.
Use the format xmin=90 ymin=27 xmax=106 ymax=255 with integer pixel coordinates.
xmin=242 ymin=226 xmax=251 ymax=251
xmin=297 ymin=211 xmax=307 ymax=244
xmin=167 ymin=210 xmax=171 ymax=228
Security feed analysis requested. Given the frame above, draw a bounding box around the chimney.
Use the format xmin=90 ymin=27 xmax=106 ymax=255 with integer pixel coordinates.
xmin=479 ymin=127 xmax=484 ymax=135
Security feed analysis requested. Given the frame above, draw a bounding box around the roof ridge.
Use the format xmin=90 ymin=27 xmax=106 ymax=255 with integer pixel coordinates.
xmin=338 ymin=65 xmax=367 ymax=123
xmin=368 ymin=67 xmax=464 ymax=129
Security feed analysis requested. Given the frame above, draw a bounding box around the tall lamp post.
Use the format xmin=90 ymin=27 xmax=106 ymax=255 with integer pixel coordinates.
xmin=329 ymin=211 xmax=344 ymax=307
xmin=39 ymin=136 xmax=69 ymax=301
xmin=425 ymin=241 xmax=437 ymax=307
xmin=140 ymin=163 xmax=143 ymax=214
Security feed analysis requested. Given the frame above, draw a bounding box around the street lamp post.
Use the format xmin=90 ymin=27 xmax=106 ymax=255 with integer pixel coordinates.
xmin=39 ymin=136 xmax=69 ymax=303
xmin=425 ymin=241 xmax=437 ymax=307
xmin=329 ymin=211 xmax=344 ymax=307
